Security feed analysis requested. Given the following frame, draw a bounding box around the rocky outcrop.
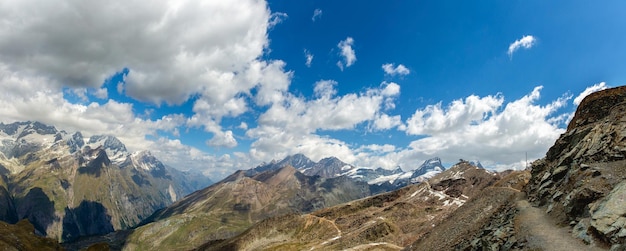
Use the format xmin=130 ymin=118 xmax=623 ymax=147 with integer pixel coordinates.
xmin=525 ymin=86 xmax=626 ymax=250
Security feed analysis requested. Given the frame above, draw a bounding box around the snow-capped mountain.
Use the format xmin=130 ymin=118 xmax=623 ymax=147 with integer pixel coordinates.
xmin=252 ymin=154 xmax=448 ymax=194
xmin=409 ymin=157 xmax=446 ymax=183
xmin=0 ymin=121 xmax=212 ymax=241
xmin=86 ymin=135 xmax=128 ymax=164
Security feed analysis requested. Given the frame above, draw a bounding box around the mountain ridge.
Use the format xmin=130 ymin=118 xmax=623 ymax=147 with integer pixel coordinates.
xmin=122 ymin=164 xmax=372 ymax=250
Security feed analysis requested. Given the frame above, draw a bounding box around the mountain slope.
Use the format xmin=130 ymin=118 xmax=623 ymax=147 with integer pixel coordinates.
xmin=198 ymin=161 xmax=499 ymax=251
xmin=0 ymin=220 xmax=64 ymax=251
xmin=0 ymin=121 xmax=211 ymax=242
xmin=123 ymin=165 xmax=371 ymax=251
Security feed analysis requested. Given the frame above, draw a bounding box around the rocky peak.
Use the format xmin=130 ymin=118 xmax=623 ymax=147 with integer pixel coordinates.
xmin=284 ymin=154 xmax=315 ymax=168
xmin=411 ymin=157 xmax=445 ymax=178
xmin=66 ymin=132 xmax=84 ymax=153
xmin=567 ymin=85 xmax=626 ymax=132
xmin=87 ymin=135 xmax=128 ymax=164
xmin=87 ymin=135 xmax=127 ymax=153
xmin=130 ymin=151 xmax=164 ymax=170
xmin=0 ymin=121 xmax=57 ymax=138
xmin=304 ymin=156 xmax=353 ymax=178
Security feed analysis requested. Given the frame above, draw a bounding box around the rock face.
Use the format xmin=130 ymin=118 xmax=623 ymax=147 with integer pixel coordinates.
xmin=123 ymin=165 xmax=371 ymax=251
xmin=526 ymin=86 xmax=626 ymax=248
xmin=0 ymin=121 xmax=211 ymax=242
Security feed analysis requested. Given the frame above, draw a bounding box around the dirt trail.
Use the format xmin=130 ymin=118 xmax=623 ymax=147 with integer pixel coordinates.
xmin=514 ymin=199 xmax=606 ymax=251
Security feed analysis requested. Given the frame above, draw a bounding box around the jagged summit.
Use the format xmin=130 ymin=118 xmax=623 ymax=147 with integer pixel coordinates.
xmin=86 ymin=135 xmax=128 ymax=163
xmin=0 ymin=121 xmax=58 ymax=138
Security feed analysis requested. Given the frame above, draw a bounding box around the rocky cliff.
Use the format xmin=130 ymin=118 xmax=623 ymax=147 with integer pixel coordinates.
xmin=526 ymin=86 xmax=626 ymax=249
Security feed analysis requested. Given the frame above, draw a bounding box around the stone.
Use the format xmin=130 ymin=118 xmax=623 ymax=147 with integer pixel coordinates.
xmin=590 ymin=181 xmax=626 ymax=243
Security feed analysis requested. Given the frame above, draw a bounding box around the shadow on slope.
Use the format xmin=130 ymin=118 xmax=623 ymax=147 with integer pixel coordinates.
xmin=62 ymin=201 xmax=114 ymax=242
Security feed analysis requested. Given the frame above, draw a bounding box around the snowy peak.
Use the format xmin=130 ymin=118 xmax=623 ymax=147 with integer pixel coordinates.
xmin=0 ymin=121 xmax=61 ymax=143
xmin=130 ymin=150 xmax=164 ymax=171
xmin=87 ymin=135 xmax=127 ymax=153
xmin=250 ymin=153 xmax=316 ymax=175
xmin=416 ymin=157 xmax=444 ymax=171
xmin=66 ymin=132 xmax=84 ymax=153
xmin=0 ymin=121 xmax=58 ymax=138
xmin=283 ymin=153 xmax=316 ymax=168
xmin=303 ymin=156 xmax=354 ymax=178
xmin=468 ymin=160 xmax=484 ymax=169
xmin=408 ymin=157 xmax=446 ymax=183
xmin=87 ymin=135 xmax=128 ymax=164
xmin=0 ymin=121 xmax=65 ymax=159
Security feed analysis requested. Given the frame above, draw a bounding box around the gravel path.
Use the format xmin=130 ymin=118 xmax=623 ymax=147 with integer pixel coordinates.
xmin=515 ymin=200 xmax=606 ymax=251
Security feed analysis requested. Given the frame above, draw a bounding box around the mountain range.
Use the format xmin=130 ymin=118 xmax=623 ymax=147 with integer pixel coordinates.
xmin=0 ymin=121 xmax=212 ymax=242
xmin=2 ymin=86 xmax=626 ymax=250
xmin=251 ymin=153 xmax=447 ymax=194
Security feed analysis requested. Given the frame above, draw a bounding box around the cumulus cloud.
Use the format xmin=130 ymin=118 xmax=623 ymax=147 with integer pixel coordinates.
xmin=372 ymin=114 xmax=402 ymax=131
xmin=382 ymin=63 xmax=410 ymax=76
xmin=508 ymin=35 xmax=537 ymax=58
xmin=312 ymin=9 xmax=323 ymax=21
xmin=337 ymin=37 xmax=356 ymax=70
xmin=400 ymin=86 xmax=569 ymax=170
xmin=0 ymin=0 xmax=275 ymax=106
xmin=246 ymin=81 xmax=401 ymax=163
xmin=573 ymin=82 xmax=608 ymax=105
xmin=304 ymin=49 xmax=314 ymax=67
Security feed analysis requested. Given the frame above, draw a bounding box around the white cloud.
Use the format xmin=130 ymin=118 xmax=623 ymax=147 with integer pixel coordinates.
xmin=269 ymin=12 xmax=288 ymax=28
xmin=312 ymin=9 xmax=323 ymax=21
xmin=400 ymin=86 xmax=569 ymax=170
xmin=0 ymin=0 xmax=276 ymax=106
xmin=304 ymin=49 xmax=314 ymax=67
xmin=382 ymin=63 xmax=410 ymax=76
xmin=207 ymin=130 xmax=238 ymax=148
xmin=573 ymin=82 xmax=608 ymax=105
xmin=337 ymin=37 xmax=356 ymax=70
xmin=508 ymin=35 xmax=537 ymax=58
xmin=313 ymin=80 xmax=338 ymax=98
xmin=372 ymin=114 xmax=402 ymax=130
xmin=93 ymin=88 xmax=108 ymax=99
xmin=246 ymin=81 xmax=401 ymax=164
xmin=358 ymin=144 xmax=396 ymax=154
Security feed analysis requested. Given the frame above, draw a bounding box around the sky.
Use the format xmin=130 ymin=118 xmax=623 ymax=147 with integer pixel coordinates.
xmin=0 ymin=0 xmax=624 ymax=179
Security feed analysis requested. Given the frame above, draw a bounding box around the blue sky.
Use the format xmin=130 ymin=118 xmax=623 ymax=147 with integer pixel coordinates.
xmin=0 ymin=0 xmax=623 ymax=179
